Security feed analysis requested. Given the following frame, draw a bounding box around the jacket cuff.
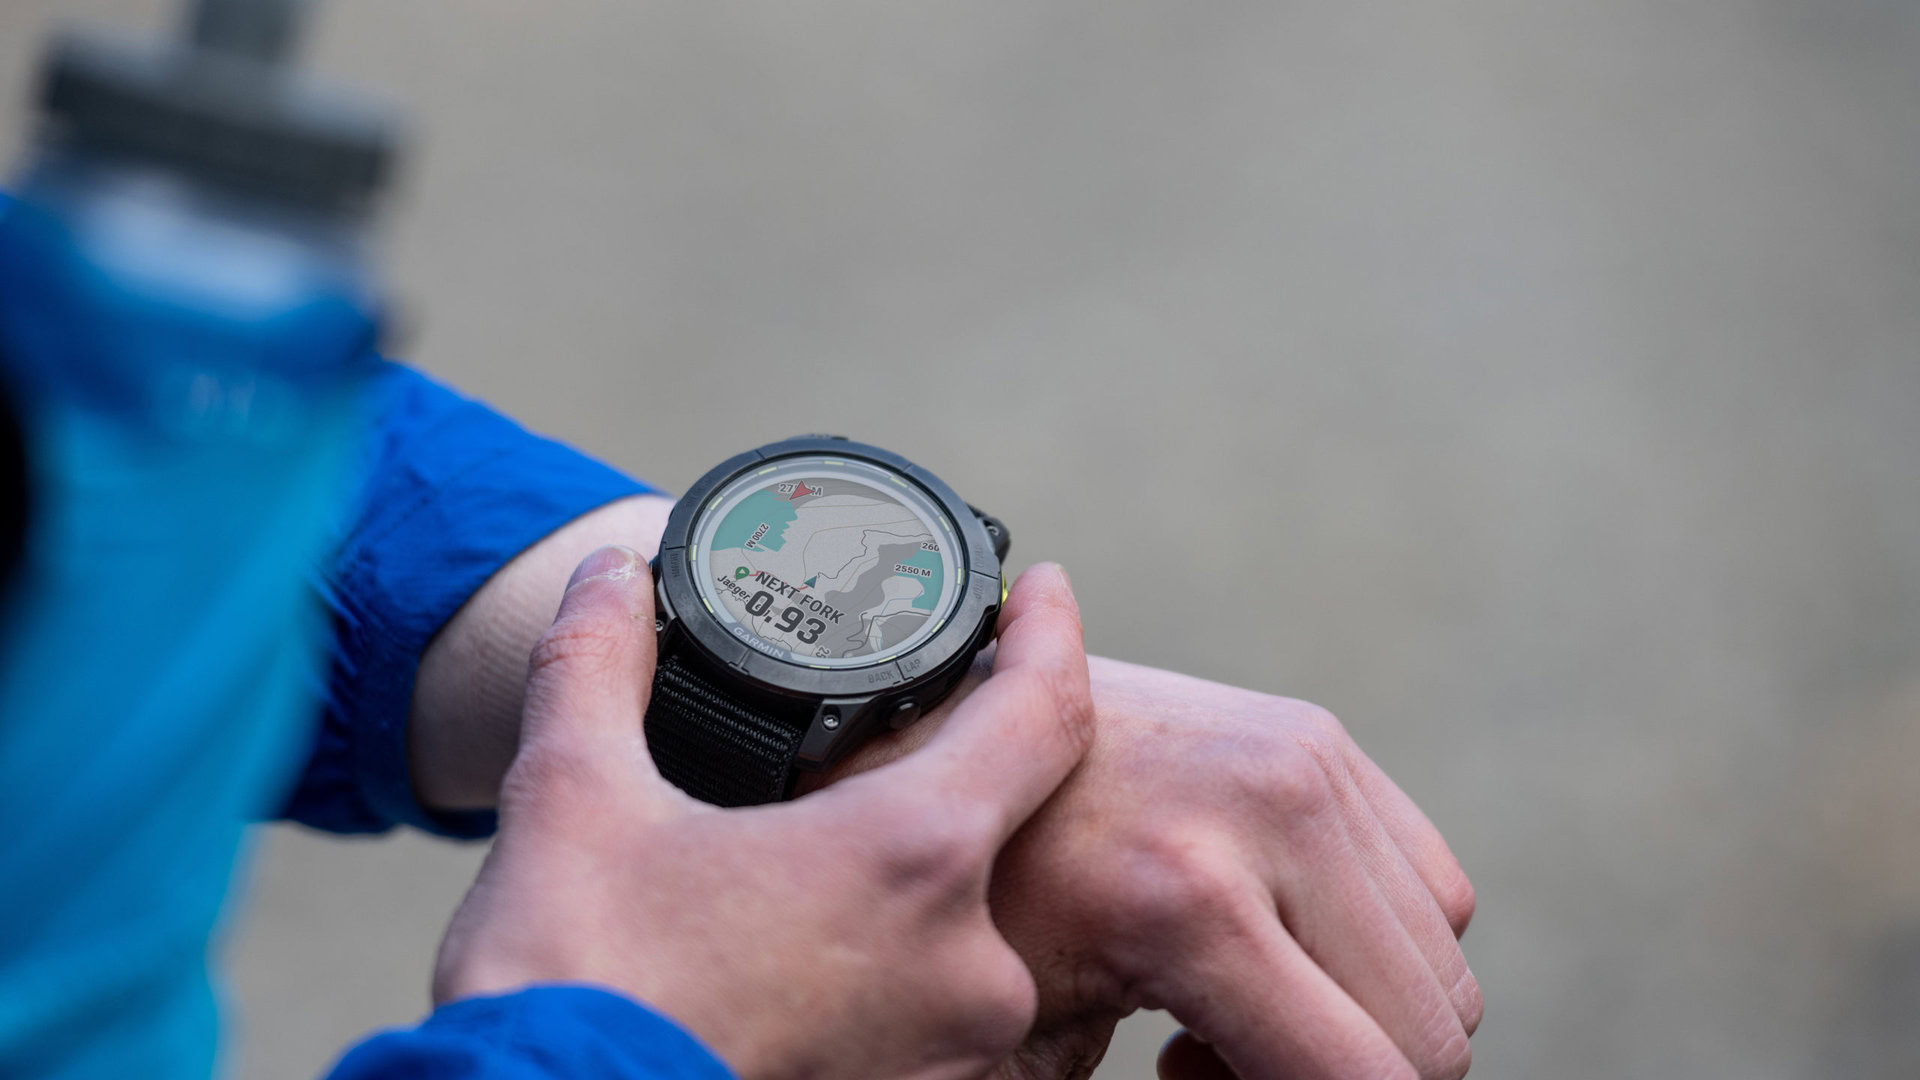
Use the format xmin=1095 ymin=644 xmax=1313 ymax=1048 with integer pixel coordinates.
xmin=283 ymin=362 xmax=652 ymax=837
xmin=325 ymin=985 xmax=735 ymax=1079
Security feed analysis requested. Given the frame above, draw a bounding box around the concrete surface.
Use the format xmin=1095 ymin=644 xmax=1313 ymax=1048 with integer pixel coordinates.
xmin=3 ymin=1 xmax=1918 ymax=1077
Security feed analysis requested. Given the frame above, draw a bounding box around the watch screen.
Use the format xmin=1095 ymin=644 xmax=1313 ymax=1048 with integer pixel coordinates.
xmin=690 ymin=454 xmax=965 ymax=668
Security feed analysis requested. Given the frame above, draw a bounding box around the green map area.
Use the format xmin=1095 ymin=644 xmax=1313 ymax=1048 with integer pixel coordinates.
xmin=708 ymin=491 xmax=796 ymax=552
xmin=897 ymin=546 xmax=944 ymax=611
xmin=700 ymin=468 xmax=955 ymax=664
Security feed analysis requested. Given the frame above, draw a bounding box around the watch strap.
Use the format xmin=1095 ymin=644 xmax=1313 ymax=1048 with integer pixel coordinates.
xmin=644 ymin=647 xmax=815 ymax=807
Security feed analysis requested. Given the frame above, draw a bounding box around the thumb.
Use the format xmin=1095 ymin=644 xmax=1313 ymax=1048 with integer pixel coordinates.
xmin=509 ymin=545 xmax=676 ymax=818
xmin=851 ymin=563 xmax=1091 ymax=847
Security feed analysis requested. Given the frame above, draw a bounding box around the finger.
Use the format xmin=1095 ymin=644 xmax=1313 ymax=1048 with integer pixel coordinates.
xmin=1347 ymin=750 xmax=1477 ymax=936
xmin=1157 ymin=899 xmax=1417 ymax=1080
xmin=1158 ymin=1031 xmax=1238 ymax=1080
xmin=1271 ymin=804 xmax=1473 ymax=1079
xmin=863 ymin=562 xmax=1092 ymax=846
xmin=1333 ymin=760 xmax=1482 ymax=1035
xmin=513 ymin=545 xmax=669 ymax=800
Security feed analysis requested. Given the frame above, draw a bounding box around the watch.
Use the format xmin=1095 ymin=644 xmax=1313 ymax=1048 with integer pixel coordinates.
xmin=647 ymin=435 xmax=1010 ymax=806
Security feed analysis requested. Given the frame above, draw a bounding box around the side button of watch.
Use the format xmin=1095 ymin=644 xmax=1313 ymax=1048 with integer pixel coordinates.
xmin=889 ymin=699 xmax=921 ymax=731
xmin=969 ymin=505 xmax=1011 ymax=563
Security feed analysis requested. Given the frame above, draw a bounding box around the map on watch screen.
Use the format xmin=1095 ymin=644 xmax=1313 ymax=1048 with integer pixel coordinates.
xmin=691 ymin=455 xmax=964 ymax=668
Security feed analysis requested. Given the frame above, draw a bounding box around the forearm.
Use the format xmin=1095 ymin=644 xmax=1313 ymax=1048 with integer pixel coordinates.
xmin=409 ymin=493 xmax=676 ymax=811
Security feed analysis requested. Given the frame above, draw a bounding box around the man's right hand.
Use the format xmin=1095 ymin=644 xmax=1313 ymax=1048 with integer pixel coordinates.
xmin=432 ymin=546 xmax=1095 ymax=1080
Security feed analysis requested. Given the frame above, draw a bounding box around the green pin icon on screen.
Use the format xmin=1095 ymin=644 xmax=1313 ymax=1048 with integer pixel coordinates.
xmin=734 ymin=566 xmax=750 ymax=580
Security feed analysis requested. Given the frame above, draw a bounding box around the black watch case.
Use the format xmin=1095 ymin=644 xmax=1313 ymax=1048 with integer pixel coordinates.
xmin=651 ymin=435 xmax=1009 ymax=774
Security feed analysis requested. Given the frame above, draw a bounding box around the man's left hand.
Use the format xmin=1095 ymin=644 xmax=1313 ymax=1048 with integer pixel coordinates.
xmin=812 ymin=656 xmax=1482 ymax=1080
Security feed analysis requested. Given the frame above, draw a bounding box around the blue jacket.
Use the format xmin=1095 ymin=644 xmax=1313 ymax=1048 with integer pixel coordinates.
xmin=295 ymin=363 xmax=732 ymax=1079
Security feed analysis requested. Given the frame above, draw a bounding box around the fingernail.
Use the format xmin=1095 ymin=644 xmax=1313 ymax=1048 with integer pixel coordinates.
xmin=568 ymin=545 xmax=639 ymax=589
xmin=1049 ymin=562 xmax=1072 ymax=591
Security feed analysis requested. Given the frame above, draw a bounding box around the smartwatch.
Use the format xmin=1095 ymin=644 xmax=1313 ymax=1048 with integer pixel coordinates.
xmin=647 ymin=435 xmax=1010 ymax=806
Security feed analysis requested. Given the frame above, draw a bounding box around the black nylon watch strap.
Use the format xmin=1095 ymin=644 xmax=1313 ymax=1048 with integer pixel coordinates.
xmin=644 ymin=647 xmax=815 ymax=807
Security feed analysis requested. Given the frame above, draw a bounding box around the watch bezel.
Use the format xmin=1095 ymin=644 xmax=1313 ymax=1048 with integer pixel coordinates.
xmin=655 ymin=436 xmax=1002 ymax=702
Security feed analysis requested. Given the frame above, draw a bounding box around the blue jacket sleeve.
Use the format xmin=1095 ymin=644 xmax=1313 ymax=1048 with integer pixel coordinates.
xmin=326 ymin=986 xmax=734 ymax=1080
xmin=282 ymin=361 xmax=654 ymax=838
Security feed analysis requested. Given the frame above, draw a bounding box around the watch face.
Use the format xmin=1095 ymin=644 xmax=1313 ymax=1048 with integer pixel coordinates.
xmin=690 ymin=454 xmax=966 ymax=668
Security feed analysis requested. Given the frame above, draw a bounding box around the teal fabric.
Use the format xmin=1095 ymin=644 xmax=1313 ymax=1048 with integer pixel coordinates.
xmin=0 ymin=180 xmax=377 ymax=1080
xmin=2 ymin=173 xmax=715 ymax=1077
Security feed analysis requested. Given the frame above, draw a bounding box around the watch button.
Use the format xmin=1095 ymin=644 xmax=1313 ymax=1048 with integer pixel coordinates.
xmin=889 ymin=698 xmax=922 ymax=730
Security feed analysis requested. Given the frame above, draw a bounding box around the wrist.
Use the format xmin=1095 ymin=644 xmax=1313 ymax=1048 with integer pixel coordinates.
xmin=409 ymin=493 xmax=677 ymax=811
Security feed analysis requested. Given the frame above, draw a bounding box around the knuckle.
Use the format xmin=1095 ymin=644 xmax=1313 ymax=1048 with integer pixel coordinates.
xmin=1436 ymin=866 xmax=1478 ymax=936
xmin=1343 ymin=1047 xmax=1420 ymax=1080
xmin=869 ymin=807 xmax=995 ymax=897
xmin=1293 ymin=699 xmax=1347 ymax=738
xmin=1031 ymin=664 xmax=1096 ymax=758
xmin=1256 ymin=742 xmax=1339 ymax=820
xmin=1101 ymin=834 xmax=1247 ymax=941
xmin=1421 ymin=1028 xmax=1473 ymax=1080
xmin=1382 ymin=1058 xmax=1422 ymax=1080
xmin=1454 ymin=966 xmax=1485 ymax=1036
xmin=1211 ymin=713 xmax=1341 ymax=822
xmin=528 ymin=618 xmax=631 ymax=683
xmin=1405 ymin=994 xmax=1474 ymax=1080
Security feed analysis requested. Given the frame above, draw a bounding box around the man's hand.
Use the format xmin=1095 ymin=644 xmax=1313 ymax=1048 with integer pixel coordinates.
xmin=411 ymin=496 xmax=1480 ymax=1078
xmin=434 ymin=548 xmax=1096 ymax=1080
xmin=814 ymin=659 xmax=1482 ymax=1080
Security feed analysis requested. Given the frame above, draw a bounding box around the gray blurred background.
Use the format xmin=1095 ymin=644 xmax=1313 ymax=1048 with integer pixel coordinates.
xmin=5 ymin=0 xmax=1919 ymax=1076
